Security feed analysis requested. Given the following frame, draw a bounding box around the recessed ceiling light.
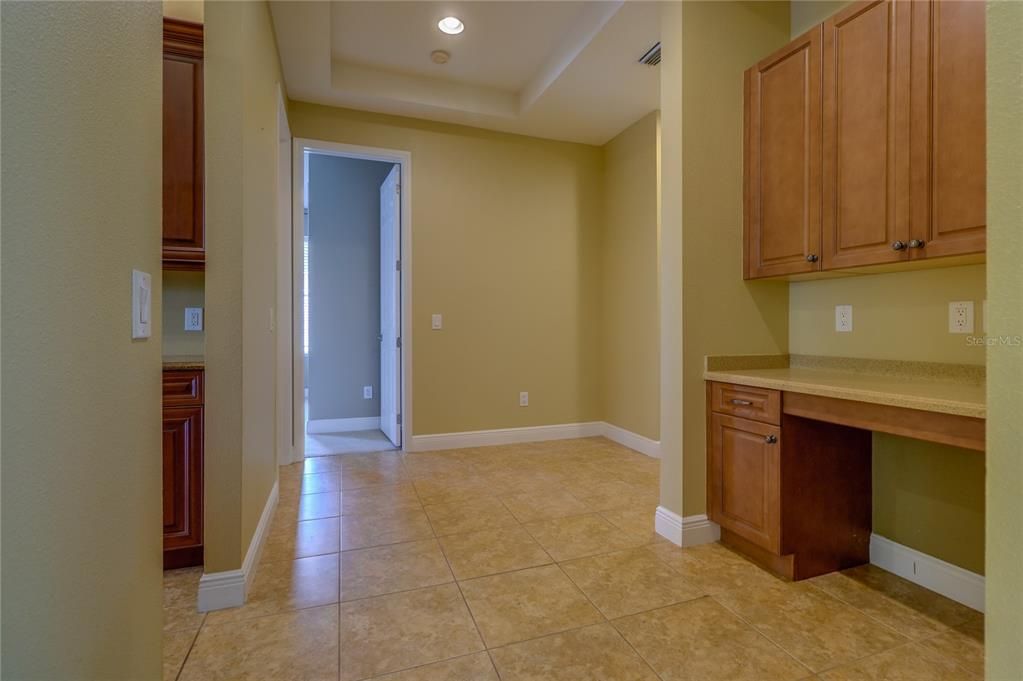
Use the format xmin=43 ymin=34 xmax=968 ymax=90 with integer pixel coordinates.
xmin=438 ymin=16 xmax=464 ymax=35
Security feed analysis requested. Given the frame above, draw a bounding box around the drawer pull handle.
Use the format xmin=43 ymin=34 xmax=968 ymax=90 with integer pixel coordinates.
xmin=730 ymin=399 xmax=753 ymax=406
xmin=765 ymin=435 xmax=778 ymax=444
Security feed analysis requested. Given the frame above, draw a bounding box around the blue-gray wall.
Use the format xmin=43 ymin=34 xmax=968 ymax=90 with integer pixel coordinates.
xmin=307 ymin=153 xmax=394 ymax=421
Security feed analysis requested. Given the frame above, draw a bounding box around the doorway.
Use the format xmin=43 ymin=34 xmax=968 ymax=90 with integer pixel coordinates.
xmin=292 ymin=140 xmax=411 ymax=458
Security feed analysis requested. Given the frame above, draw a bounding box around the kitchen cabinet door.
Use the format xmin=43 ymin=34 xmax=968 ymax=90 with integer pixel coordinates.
xmin=909 ymin=0 xmax=986 ymax=259
xmin=708 ymin=413 xmax=781 ymax=553
xmin=821 ymin=0 xmax=912 ymax=269
xmin=745 ymin=27 xmax=823 ymax=279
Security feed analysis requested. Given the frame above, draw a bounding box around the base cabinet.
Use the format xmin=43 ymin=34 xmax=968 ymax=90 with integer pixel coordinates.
xmin=707 ymin=382 xmax=872 ymax=580
xmin=163 ymin=369 xmax=203 ymax=569
xmin=709 ymin=413 xmax=781 ymax=554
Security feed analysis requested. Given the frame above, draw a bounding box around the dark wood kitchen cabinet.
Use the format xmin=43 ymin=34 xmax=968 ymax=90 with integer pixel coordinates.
xmin=163 ymin=18 xmax=205 ymax=270
xmin=743 ymin=0 xmax=985 ymax=279
xmin=163 ymin=368 xmax=204 ymax=569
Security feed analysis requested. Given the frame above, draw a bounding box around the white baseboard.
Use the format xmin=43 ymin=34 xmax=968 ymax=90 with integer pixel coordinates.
xmin=681 ymin=514 xmax=721 ymax=546
xmin=654 ymin=507 xmax=720 ymax=547
xmin=408 ymin=422 xmax=604 ymax=452
xmin=601 ymin=422 xmax=660 ymax=458
xmin=307 ymin=416 xmax=380 ymax=434
xmin=406 ymin=420 xmax=661 ymax=457
xmin=869 ymin=533 xmax=985 ymax=612
xmin=198 ymin=480 xmax=279 ymax=612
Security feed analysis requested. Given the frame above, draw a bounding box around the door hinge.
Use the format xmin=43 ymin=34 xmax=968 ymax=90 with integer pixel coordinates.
xmin=397 ymin=413 xmax=403 ymax=425
xmin=396 ymin=259 xmax=401 ymax=271
xmin=396 ymin=336 xmax=402 ymax=348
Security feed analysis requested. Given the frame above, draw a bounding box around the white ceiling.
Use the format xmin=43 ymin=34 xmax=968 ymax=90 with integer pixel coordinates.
xmin=271 ymin=1 xmax=661 ymax=145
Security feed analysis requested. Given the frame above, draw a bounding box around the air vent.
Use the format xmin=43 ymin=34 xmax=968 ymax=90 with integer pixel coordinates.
xmin=639 ymin=42 xmax=661 ymax=66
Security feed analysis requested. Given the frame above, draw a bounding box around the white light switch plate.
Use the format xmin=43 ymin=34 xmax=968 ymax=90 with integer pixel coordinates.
xmin=185 ymin=307 xmax=204 ymax=331
xmin=949 ymin=301 xmax=974 ymax=334
xmin=835 ymin=305 xmax=853 ymax=333
xmin=132 ymin=269 xmax=151 ymax=339
xmin=431 ymin=314 xmax=443 ymax=330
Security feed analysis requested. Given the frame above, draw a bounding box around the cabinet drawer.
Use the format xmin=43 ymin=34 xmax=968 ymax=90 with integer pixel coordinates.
xmin=710 ymin=382 xmax=780 ymax=425
xmin=163 ymin=369 xmax=204 ymax=407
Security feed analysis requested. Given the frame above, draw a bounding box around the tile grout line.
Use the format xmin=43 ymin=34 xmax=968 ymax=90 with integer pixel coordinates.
xmin=409 ymin=474 xmax=504 ymax=680
xmin=548 ymin=560 xmax=667 ymax=681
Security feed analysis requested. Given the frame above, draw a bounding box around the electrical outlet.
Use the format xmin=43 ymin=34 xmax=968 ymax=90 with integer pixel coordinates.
xmin=363 ymin=386 xmax=373 ymax=399
xmin=835 ymin=305 xmax=853 ymax=333
xmin=949 ymin=301 xmax=974 ymax=334
xmin=519 ymin=391 xmax=529 ymax=407
xmin=431 ymin=314 xmax=443 ymax=330
xmin=184 ymin=307 xmax=203 ymax=331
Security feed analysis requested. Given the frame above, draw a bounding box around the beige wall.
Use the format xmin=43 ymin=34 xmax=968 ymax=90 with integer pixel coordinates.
xmin=204 ymin=0 xmax=284 ymax=571
xmin=164 ymin=0 xmax=204 ymax=23
xmin=790 ymin=266 xmax=987 ymax=364
xmin=785 ymin=0 xmax=987 ymax=574
xmin=601 ymin=112 xmax=661 ymax=441
xmin=790 ymin=0 xmax=849 ymax=35
xmin=985 ymin=0 xmax=1023 ymax=676
xmin=289 ymin=104 xmax=604 ymax=436
xmin=164 ymin=271 xmax=206 ymax=357
xmin=1 ymin=2 xmax=164 ymax=677
xmin=670 ymin=1 xmax=792 ymax=517
xmin=659 ymin=1 xmax=684 ymax=511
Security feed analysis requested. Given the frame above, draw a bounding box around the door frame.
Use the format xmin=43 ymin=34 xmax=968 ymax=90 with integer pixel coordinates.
xmin=292 ymin=138 xmax=413 ymax=454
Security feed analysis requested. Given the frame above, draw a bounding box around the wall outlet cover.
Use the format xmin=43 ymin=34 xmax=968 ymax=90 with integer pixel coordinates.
xmin=519 ymin=391 xmax=529 ymax=407
xmin=949 ymin=301 xmax=974 ymax=334
xmin=835 ymin=305 xmax=853 ymax=333
xmin=185 ymin=307 xmax=204 ymax=331
xmin=363 ymin=385 xmax=373 ymax=399
xmin=431 ymin=314 xmax=443 ymax=330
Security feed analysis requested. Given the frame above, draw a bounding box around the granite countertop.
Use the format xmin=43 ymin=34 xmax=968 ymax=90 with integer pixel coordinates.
xmin=704 ymin=354 xmax=985 ymax=419
xmin=163 ymin=356 xmax=205 ymax=371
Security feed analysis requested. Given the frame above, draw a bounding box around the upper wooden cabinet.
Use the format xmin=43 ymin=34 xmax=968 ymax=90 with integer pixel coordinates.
xmin=744 ymin=27 xmax=822 ymax=279
xmin=822 ymin=0 xmax=910 ymax=270
xmin=163 ymin=19 xmax=205 ymax=270
xmin=744 ymin=0 xmax=984 ymax=279
xmin=909 ymin=0 xmax=986 ymax=258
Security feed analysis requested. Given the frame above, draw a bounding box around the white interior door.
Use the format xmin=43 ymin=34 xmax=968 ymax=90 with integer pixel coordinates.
xmin=379 ymin=164 xmax=401 ymax=447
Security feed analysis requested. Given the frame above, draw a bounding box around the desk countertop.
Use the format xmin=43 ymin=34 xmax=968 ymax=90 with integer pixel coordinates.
xmin=163 ymin=356 xmax=205 ymax=371
xmin=704 ymin=355 xmax=985 ymax=419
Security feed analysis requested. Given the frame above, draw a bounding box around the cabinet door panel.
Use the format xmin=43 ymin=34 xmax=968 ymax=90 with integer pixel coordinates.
xmin=709 ymin=414 xmax=781 ymax=552
xmin=163 ymin=405 xmax=203 ymax=567
xmin=910 ymin=0 xmax=986 ymax=258
xmin=822 ymin=0 xmax=910 ymax=269
xmin=163 ymin=18 xmax=205 ymax=269
xmin=745 ymin=28 xmax=822 ymax=278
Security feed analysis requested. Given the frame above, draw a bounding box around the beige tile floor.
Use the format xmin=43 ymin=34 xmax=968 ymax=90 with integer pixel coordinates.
xmin=164 ymin=437 xmax=984 ymax=681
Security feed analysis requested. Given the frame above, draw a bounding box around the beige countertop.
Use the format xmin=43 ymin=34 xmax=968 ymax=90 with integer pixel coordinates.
xmin=163 ymin=356 xmax=205 ymax=371
xmin=704 ymin=354 xmax=985 ymax=419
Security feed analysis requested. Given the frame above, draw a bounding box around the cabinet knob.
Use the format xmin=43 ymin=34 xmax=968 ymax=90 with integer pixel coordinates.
xmin=764 ymin=434 xmax=778 ymax=444
xmin=806 ymin=254 xmax=819 ymax=263
xmin=891 ymin=241 xmax=907 ymax=251
xmin=909 ymin=239 xmax=925 ymax=249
